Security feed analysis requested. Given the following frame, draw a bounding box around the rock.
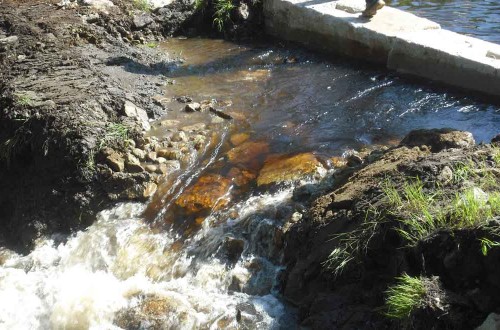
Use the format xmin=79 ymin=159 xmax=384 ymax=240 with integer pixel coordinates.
xmin=181 ymin=123 xmax=206 ymax=132
xmin=160 ymin=119 xmax=180 ymax=127
xmin=257 ymin=153 xmax=325 ymax=186
xmin=144 ymin=164 xmax=157 ymax=173
xmin=175 ymin=174 xmax=232 ymax=213
xmin=476 ymin=313 xmax=500 ymax=330
xmin=223 ymin=237 xmax=245 ymax=262
xmin=0 ymin=36 xmax=19 ymax=45
xmin=125 ymin=153 xmax=144 ymax=173
xmin=227 ymin=141 xmax=270 ymax=165
xmin=146 ymin=151 xmax=157 ymax=162
xmin=184 ymin=102 xmax=201 ymax=112
xmin=132 ymin=148 xmax=146 ymax=160
xmin=133 ymin=14 xmax=154 ymax=29
xmin=192 ymin=135 xmax=206 ymax=150
xmin=176 ymin=96 xmax=192 ymax=103
xmin=106 ymin=152 xmax=125 ymax=172
xmin=230 ymin=133 xmax=250 ymax=146
xmin=156 ymin=160 xmax=180 ymax=174
xmin=237 ymin=2 xmax=250 ymax=20
xmin=330 ymin=156 xmax=347 ymax=168
xmin=335 ymin=0 xmax=365 ymax=13
xmin=227 ymin=167 xmax=256 ymax=186
xmin=492 ymin=134 xmax=500 ymax=144
xmin=80 ymin=0 xmax=114 ymax=9
xmin=157 ymin=148 xmax=181 ymax=160
xmin=437 ymin=166 xmax=453 ymax=183
xmin=400 ymin=128 xmax=475 ymax=152
xmin=345 ymin=151 xmax=363 ymax=167
xmin=209 ymin=107 xmax=233 ymax=120
xmin=155 ymin=157 xmax=167 ymax=164
xmin=123 ymin=100 xmax=151 ymax=131
xmin=171 ymin=131 xmax=188 ymax=142
xmin=143 ymin=182 xmax=157 ymax=198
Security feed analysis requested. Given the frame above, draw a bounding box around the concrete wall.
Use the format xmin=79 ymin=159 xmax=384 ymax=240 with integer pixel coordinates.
xmin=264 ymin=0 xmax=500 ymax=98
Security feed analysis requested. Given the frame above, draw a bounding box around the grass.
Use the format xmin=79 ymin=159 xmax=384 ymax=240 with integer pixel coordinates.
xmin=98 ymin=123 xmax=129 ymax=150
xmin=194 ymin=0 xmax=206 ymax=11
xmin=213 ymin=0 xmax=235 ymax=32
xmin=132 ymin=0 xmax=151 ymax=12
xmin=385 ymin=274 xmax=426 ymax=319
xmin=479 ymin=237 xmax=500 ymax=256
xmin=79 ymin=149 xmax=96 ymax=181
xmin=15 ymin=93 xmax=33 ymax=107
xmin=145 ymin=41 xmax=158 ymax=48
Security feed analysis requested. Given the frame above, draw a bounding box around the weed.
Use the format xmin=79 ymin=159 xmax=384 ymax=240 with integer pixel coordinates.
xmin=385 ymin=274 xmax=426 ymax=319
xmin=145 ymin=41 xmax=158 ymax=48
xmin=452 ymin=160 xmax=475 ymax=184
xmin=133 ymin=0 xmax=151 ymax=12
xmin=79 ymin=149 xmax=96 ymax=181
xmin=479 ymin=237 xmax=500 ymax=256
xmin=213 ymin=0 xmax=235 ymax=32
xmin=15 ymin=93 xmax=33 ymax=107
xmin=98 ymin=123 xmax=129 ymax=150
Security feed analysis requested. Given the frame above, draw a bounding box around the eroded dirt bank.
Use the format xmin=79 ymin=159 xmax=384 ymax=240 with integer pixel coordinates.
xmin=282 ymin=129 xmax=500 ymax=329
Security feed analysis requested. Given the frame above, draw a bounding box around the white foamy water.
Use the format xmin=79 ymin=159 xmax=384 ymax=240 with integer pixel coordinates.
xmin=0 ymin=188 xmax=300 ymax=330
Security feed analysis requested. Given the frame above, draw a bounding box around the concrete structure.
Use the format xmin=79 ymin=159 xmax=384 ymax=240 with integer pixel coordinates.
xmin=264 ymin=0 xmax=500 ymax=98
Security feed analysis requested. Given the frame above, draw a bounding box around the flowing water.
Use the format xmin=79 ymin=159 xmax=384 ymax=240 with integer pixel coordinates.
xmin=1 ymin=36 xmax=500 ymax=329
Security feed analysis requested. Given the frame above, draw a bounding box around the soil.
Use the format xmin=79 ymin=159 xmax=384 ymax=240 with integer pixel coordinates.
xmin=281 ymin=130 xmax=500 ymax=329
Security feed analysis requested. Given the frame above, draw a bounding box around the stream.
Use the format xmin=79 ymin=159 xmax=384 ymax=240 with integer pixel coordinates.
xmin=1 ymin=35 xmax=500 ymax=329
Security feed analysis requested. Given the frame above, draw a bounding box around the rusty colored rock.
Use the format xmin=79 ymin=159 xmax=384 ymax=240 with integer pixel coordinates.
xmin=257 ymin=153 xmax=324 ymax=186
xmin=228 ymin=167 xmax=256 ymax=186
xmin=175 ymin=174 xmax=232 ymax=213
xmin=227 ymin=141 xmax=269 ymax=165
xmin=105 ymin=152 xmax=125 ymax=172
xmin=230 ymin=133 xmax=250 ymax=146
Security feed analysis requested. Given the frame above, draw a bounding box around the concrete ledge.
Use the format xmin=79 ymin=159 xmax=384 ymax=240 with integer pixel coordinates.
xmin=264 ymin=0 xmax=500 ymax=98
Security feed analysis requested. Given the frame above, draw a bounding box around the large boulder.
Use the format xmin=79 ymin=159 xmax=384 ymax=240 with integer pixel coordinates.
xmin=257 ymin=153 xmax=325 ymax=186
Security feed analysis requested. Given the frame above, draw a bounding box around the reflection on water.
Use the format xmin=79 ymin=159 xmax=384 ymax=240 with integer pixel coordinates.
xmin=388 ymin=0 xmax=500 ymax=44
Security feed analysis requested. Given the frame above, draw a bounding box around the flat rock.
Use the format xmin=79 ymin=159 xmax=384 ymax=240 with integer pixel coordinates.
xmin=123 ymin=100 xmax=151 ymax=131
xmin=257 ymin=153 xmax=325 ymax=186
xmin=400 ymin=128 xmax=475 ymax=152
xmin=227 ymin=141 xmax=270 ymax=165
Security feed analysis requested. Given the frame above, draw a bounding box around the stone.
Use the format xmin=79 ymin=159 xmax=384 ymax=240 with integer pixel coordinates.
xmin=156 ymin=160 xmax=180 ymax=174
xmin=400 ymin=128 xmax=475 ymax=152
xmin=171 ymin=131 xmax=188 ymax=142
xmin=222 ymin=237 xmax=245 ymax=262
xmin=0 ymin=36 xmax=19 ymax=45
xmin=209 ymin=107 xmax=233 ymax=120
xmin=80 ymin=0 xmax=114 ymax=9
xmin=176 ymin=96 xmax=192 ymax=103
xmin=227 ymin=167 xmax=256 ymax=187
xmin=437 ymin=165 xmax=453 ymax=183
xmin=492 ymin=134 xmax=500 ymax=144
xmin=106 ymin=152 xmax=125 ymax=172
xmin=181 ymin=123 xmax=206 ymax=132
xmin=143 ymin=182 xmax=157 ymax=198
xmin=125 ymin=139 xmax=136 ymax=149
xmin=230 ymin=133 xmax=250 ymax=146
xmin=184 ymin=102 xmax=201 ymax=112
xmin=132 ymin=148 xmax=146 ymax=160
xmin=175 ymin=174 xmax=232 ymax=213
xmin=257 ymin=153 xmax=325 ymax=186
xmin=133 ymin=14 xmax=154 ymax=29
xmin=123 ymin=100 xmax=150 ymax=131
xmin=160 ymin=119 xmax=180 ymax=127
xmin=125 ymin=153 xmax=144 ymax=173
xmin=144 ymin=164 xmax=158 ymax=173
xmin=155 ymin=157 xmax=167 ymax=164
xmin=146 ymin=151 xmax=157 ymax=162
xmin=156 ymin=148 xmax=181 ymax=160
xmin=330 ymin=156 xmax=347 ymax=168
xmin=335 ymin=0 xmax=365 ymax=13
xmin=227 ymin=141 xmax=270 ymax=165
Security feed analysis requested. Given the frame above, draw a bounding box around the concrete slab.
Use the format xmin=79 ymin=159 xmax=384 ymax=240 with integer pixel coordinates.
xmin=264 ymin=0 xmax=500 ymax=98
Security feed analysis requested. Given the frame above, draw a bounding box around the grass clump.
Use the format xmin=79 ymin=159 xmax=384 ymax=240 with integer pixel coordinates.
xmin=98 ymin=123 xmax=129 ymax=150
xmin=15 ymin=93 xmax=33 ymax=107
xmin=385 ymin=274 xmax=426 ymax=319
xmin=145 ymin=41 xmax=158 ymax=48
xmin=132 ymin=0 xmax=151 ymax=12
xmin=213 ymin=0 xmax=235 ymax=32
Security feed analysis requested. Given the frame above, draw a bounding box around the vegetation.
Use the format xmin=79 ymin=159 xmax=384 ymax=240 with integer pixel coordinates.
xmin=213 ymin=0 xmax=235 ymax=32
xmin=132 ymin=0 xmax=151 ymax=12
xmin=480 ymin=237 xmax=500 ymax=256
xmin=98 ymin=123 xmax=129 ymax=150
xmin=15 ymin=93 xmax=33 ymax=107
xmin=145 ymin=41 xmax=158 ymax=48
xmin=384 ymin=274 xmax=426 ymax=319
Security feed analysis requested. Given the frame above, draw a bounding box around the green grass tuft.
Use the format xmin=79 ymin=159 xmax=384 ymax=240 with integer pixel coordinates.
xmin=98 ymin=123 xmax=129 ymax=150
xmin=480 ymin=237 xmax=500 ymax=256
xmin=385 ymin=274 xmax=426 ymax=319
xmin=132 ymin=0 xmax=151 ymax=12
xmin=213 ymin=0 xmax=235 ymax=32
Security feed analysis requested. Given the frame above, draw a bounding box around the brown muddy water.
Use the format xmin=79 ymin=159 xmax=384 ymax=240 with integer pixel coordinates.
xmin=0 ymin=37 xmax=499 ymax=329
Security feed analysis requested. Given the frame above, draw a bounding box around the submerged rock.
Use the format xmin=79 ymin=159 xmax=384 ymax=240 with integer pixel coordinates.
xmin=226 ymin=141 xmax=269 ymax=166
xmin=257 ymin=153 xmax=325 ymax=186
xmin=175 ymin=174 xmax=231 ymax=213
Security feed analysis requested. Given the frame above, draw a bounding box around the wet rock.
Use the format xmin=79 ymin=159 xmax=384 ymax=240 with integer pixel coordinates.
xmin=123 ymin=100 xmax=150 ymax=131
xmin=330 ymin=156 xmax=347 ymax=168
xmin=157 ymin=148 xmax=181 ymax=160
xmin=400 ymin=128 xmax=475 ymax=152
xmin=156 ymin=160 xmax=180 ymax=174
xmin=175 ymin=174 xmax=231 ymax=213
xmin=146 ymin=151 xmax=157 ymax=162
xmin=125 ymin=153 xmax=144 ymax=173
xmin=184 ymin=102 xmax=201 ymax=112
xmin=133 ymin=14 xmax=154 ymax=29
xmin=230 ymin=133 xmax=250 ymax=146
xmin=181 ymin=123 xmax=206 ymax=132
xmin=227 ymin=167 xmax=256 ymax=186
xmin=160 ymin=119 xmax=180 ymax=127
xmin=143 ymin=182 xmax=157 ymax=198
xmin=492 ymin=134 xmax=500 ymax=144
xmin=222 ymin=236 xmax=245 ymax=262
xmin=176 ymin=96 xmax=192 ymax=103
xmin=227 ymin=141 xmax=270 ymax=165
xmin=257 ymin=153 xmax=325 ymax=186
xmin=171 ymin=131 xmax=188 ymax=142
xmin=209 ymin=107 xmax=233 ymax=120
xmin=345 ymin=151 xmax=363 ymax=167
xmin=229 ymin=272 xmax=250 ymax=292
xmin=105 ymin=151 xmax=125 ymax=172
